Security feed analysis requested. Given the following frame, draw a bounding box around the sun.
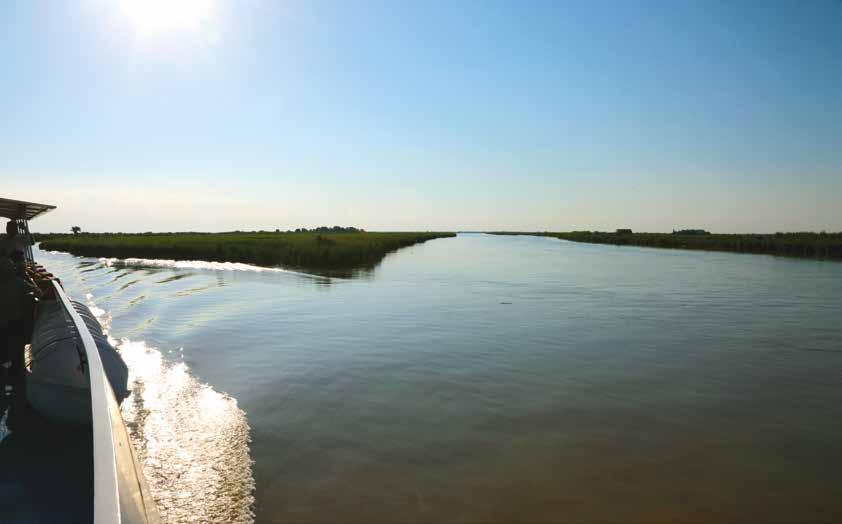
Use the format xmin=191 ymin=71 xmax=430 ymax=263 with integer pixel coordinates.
xmin=119 ymin=0 xmax=216 ymax=39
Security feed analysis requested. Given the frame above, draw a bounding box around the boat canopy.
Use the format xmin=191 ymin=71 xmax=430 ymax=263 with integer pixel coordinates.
xmin=0 ymin=197 xmax=56 ymax=221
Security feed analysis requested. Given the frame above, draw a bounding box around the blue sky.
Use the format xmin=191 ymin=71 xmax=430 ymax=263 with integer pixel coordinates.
xmin=2 ymin=0 xmax=840 ymax=232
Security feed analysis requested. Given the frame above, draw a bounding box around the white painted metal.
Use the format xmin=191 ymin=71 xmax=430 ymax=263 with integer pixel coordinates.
xmin=53 ymin=280 xmax=122 ymax=523
xmin=52 ymin=280 xmax=159 ymax=524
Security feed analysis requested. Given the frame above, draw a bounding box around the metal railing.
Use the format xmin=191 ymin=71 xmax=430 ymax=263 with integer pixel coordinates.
xmin=52 ymin=280 xmax=159 ymax=524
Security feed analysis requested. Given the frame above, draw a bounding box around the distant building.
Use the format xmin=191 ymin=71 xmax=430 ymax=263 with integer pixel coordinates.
xmin=616 ymin=229 xmax=633 ymax=234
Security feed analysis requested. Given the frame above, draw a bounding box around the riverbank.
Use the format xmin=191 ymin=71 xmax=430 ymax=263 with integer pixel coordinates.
xmin=490 ymin=231 xmax=842 ymax=261
xmin=38 ymin=231 xmax=455 ymax=272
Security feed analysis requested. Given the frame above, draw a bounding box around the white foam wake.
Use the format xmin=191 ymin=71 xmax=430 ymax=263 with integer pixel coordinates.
xmin=37 ymin=246 xmax=328 ymax=280
xmin=116 ymin=338 xmax=255 ymax=523
xmin=85 ymin=293 xmax=255 ymax=523
xmin=99 ymin=257 xmax=291 ymax=273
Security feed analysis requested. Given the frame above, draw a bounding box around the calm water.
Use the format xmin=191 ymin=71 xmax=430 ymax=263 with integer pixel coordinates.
xmin=35 ymin=234 xmax=842 ymax=523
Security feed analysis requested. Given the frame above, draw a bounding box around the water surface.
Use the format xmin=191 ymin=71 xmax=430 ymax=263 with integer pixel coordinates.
xmin=37 ymin=234 xmax=842 ymax=523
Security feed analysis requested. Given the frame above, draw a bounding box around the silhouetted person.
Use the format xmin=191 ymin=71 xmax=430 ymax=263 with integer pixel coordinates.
xmin=0 ymin=258 xmax=38 ymax=401
xmin=0 ymin=220 xmax=26 ymax=261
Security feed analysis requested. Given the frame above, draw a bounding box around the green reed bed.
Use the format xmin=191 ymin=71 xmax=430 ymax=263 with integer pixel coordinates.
xmin=38 ymin=231 xmax=455 ymax=271
xmin=490 ymin=231 xmax=842 ymax=261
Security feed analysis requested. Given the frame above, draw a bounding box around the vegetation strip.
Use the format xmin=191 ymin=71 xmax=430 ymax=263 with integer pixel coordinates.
xmin=38 ymin=231 xmax=455 ymax=271
xmin=490 ymin=231 xmax=842 ymax=261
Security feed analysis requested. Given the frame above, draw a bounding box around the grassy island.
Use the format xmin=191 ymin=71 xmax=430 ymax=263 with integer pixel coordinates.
xmin=38 ymin=231 xmax=455 ymax=272
xmin=491 ymin=231 xmax=842 ymax=261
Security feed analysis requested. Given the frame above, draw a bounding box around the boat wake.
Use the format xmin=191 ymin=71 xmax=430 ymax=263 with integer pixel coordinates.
xmin=41 ymin=246 xmax=333 ymax=282
xmin=86 ymin=294 xmax=256 ymax=523
xmin=100 ymin=256 xmax=292 ymax=274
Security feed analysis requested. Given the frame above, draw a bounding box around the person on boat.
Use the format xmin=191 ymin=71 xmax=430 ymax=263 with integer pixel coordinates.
xmin=0 ymin=258 xmax=38 ymax=386
xmin=9 ymin=249 xmax=27 ymax=278
xmin=0 ymin=220 xmax=27 ymax=260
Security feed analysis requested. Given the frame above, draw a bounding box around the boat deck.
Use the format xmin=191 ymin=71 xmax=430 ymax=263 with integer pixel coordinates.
xmin=0 ymin=401 xmax=94 ymax=523
xmin=0 ymin=196 xmax=159 ymax=523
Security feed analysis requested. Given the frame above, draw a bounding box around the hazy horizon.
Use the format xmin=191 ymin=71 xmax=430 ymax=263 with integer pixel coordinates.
xmin=3 ymin=1 xmax=840 ymax=234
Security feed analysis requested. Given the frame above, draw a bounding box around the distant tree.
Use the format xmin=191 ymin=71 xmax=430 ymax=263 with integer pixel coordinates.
xmin=71 ymin=226 xmax=82 ymax=235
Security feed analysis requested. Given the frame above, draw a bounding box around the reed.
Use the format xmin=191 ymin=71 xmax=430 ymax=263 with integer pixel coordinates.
xmin=38 ymin=231 xmax=455 ymax=271
xmin=490 ymin=231 xmax=842 ymax=261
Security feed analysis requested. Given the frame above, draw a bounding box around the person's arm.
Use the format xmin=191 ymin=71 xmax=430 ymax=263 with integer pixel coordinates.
xmin=23 ymin=276 xmax=42 ymax=299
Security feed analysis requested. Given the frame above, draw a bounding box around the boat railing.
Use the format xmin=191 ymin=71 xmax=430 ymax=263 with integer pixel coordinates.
xmin=52 ymin=280 xmax=159 ymax=524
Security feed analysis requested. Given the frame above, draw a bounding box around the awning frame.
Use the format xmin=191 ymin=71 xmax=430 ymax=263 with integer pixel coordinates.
xmin=0 ymin=196 xmax=57 ymax=221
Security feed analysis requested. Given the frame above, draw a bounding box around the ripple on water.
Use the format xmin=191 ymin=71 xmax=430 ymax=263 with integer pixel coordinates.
xmin=128 ymin=295 xmax=146 ymax=307
xmin=119 ymin=279 xmax=140 ymax=291
xmin=156 ymin=273 xmax=196 ymax=284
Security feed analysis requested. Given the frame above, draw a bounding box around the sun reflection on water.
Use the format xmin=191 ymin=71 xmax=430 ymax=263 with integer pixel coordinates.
xmin=83 ymin=290 xmax=255 ymax=523
xmin=117 ymin=338 xmax=255 ymax=523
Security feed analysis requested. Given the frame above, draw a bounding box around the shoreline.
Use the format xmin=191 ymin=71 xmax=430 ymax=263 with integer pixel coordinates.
xmin=489 ymin=231 xmax=842 ymax=262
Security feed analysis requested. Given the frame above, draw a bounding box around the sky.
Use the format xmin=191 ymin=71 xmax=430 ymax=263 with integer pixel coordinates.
xmin=1 ymin=0 xmax=840 ymax=233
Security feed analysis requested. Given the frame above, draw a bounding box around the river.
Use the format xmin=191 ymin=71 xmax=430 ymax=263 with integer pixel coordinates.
xmin=34 ymin=233 xmax=842 ymax=523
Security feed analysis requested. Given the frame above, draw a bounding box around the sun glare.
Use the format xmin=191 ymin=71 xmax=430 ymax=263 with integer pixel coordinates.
xmin=119 ymin=0 xmax=216 ymax=39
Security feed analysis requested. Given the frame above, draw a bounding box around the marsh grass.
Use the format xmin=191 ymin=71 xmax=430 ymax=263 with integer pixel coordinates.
xmin=39 ymin=231 xmax=455 ymax=271
xmin=491 ymin=231 xmax=842 ymax=261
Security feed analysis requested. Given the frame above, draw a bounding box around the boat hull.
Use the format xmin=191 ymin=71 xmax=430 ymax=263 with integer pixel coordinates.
xmin=26 ymin=300 xmax=129 ymax=424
